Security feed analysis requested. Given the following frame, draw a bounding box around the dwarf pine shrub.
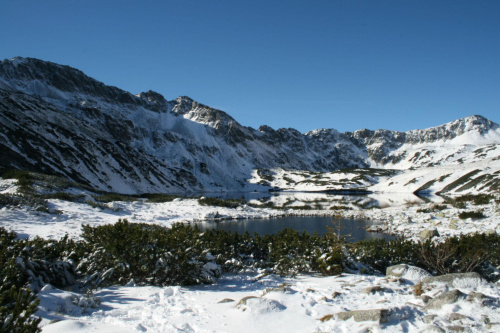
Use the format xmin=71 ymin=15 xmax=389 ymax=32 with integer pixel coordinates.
xmin=79 ymin=220 xmax=221 ymax=286
xmin=198 ymin=197 xmax=243 ymax=208
xmin=0 ymin=228 xmax=41 ymax=332
xmin=349 ymin=237 xmax=420 ymax=273
xmin=458 ymin=210 xmax=485 ymax=219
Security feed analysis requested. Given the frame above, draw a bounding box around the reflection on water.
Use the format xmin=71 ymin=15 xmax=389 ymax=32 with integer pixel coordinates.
xmin=191 ymin=191 xmax=442 ymax=242
xmin=199 ymin=191 xmax=443 ymax=210
xmin=193 ymin=216 xmax=395 ymax=242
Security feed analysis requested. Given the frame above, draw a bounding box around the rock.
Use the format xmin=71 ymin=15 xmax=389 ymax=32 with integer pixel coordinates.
xmin=449 ymin=313 xmax=468 ymax=321
xmin=361 ymin=286 xmax=388 ymax=294
xmin=425 ymin=289 xmax=467 ymax=310
xmin=331 ymin=291 xmax=342 ymax=298
xmin=386 ymin=264 xmax=408 ymax=278
xmin=421 ymin=325 xmax=445 ymax=333
xmin=386 ymin=264 xmax=432 ymax=283
xmin=423 ymin=314 xmax=437 ymax=324
xmin=486 ymin=323 xmax=500 ymax=330
xmin=468 ymin=291 xmax=495 ymax=306
xmin=236 ymin=296 xmax=258 ymax=306
xmin=418 ymin=295 xmax=432 ymax=304
xmin=218 ymin=298 xmax=234 ymax=303
xmin=446 ymin=326 xmax=466 ymax=332
xmin=336 ymin=309 xmax=390 ymax=323
xmin=236 ymin=297 xmax=286 ymax=313
xmin=420 ymin=228 xmax=439 ymax=240
xmin=422 ymin=272 xmax=485 ymax=288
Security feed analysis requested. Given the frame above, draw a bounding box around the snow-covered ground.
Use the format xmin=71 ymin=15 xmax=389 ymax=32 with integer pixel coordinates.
xmin=37 ymin=269 xmax=500 ymax=333
xmin=1 ymin=179 xmax=500 ymax=332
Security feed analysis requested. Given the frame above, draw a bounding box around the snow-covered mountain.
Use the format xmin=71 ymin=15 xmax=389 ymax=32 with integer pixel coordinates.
xmin=1 ymin=57 xmax=499 ymax=194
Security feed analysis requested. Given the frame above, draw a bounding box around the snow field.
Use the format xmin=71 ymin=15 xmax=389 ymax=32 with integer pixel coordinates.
xmin=38 ymin=270 xmax=500 ymax=332
xmin=2 ymin=180 xmax=500 ymax=332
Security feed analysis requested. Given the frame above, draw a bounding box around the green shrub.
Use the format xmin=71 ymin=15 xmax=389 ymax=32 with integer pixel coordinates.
xmin=198 ymin=197 xmax=243 ymax=208
xmin=1 ymin=169 xmax=33 ymax=190
xmin=0 ymin=228 xmax=41 ymax=332
xmin=40 ymin=192 xmax=86 ymax=202
xmin=419 ymin=233 xmax=495 ymax=275
xmin=0 ymin=286 xmax=41 ymax=333
xmin=93 ymin=193 xmax=139 ymax=203
xmin=458 ymin=210 xmax=485 ymax=220
xmin=0 ymin=194 xmax=49 ymax=211
xmin=349 ymin=238 xmax=420 ymax=273
xmin=329 ymin=205 xmax=352 ymax=211
xmin=452 ymin=201 xmax=466 ymax=209
xmin=451 ymin=194 xmax=494 ymax=206
xmin=417 ymin=204 xmax=447 ymax=213
xmin=79 ymin=220 xmax=220 ymax=287
xmin=139 ymin=193 xmax=179 ymax=203
xmin=472 ymin=194 xmax=494 ymax=205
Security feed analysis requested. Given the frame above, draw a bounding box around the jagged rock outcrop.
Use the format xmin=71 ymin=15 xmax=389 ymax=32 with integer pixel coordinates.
xmin=1 ymin=57 xmax=499 ymax=194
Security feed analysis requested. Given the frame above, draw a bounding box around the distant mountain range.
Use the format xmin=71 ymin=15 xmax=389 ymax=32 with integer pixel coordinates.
xmin=1 ymin=57 xmax=499 ymax=195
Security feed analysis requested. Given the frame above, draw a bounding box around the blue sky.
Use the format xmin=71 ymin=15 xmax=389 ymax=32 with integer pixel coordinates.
xmin=1 ymin=0 xmax=499 ymax=133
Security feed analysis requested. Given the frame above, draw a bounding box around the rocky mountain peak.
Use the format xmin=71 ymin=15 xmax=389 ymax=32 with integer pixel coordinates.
xmin=136 ymin=90 xmax=169 ymax=112
xmin=0 ymin=57 xmax=133 ymax=104
xmin=0 ymin=57 xmax=499 ymax=194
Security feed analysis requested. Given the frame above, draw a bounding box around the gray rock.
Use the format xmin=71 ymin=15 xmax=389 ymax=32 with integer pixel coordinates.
xmin=423 ymin=314 xmax=437 ymax=324
xmin=425 ymin=289 xmax=467 ymax=310
xmin=420 ymin=325 xmax=445 ymax=333
xmin=449 ymin=313 xmax=468 ymax=321
xmin=420 ymin=228 xmax=439 ymax=240
xmin=361 ymin=286 xmax=388 ymax=294
xmin=422 ymin=272 xmax=485 ymax=288
xmin=386 ymin=264 xmax=431 ymax=282
xmin=217 ymin=298 xmax=234 ymax=303
xmin=386 ymin=264 xmax=409 ymax=278
xmin=418 ymin=295 xmax=432 ymax=304
xmin=446 ymin=326 xmax=466 ymax=332
xmin=486 ymin=323 xmax=500 ymax=330
xmin=336 ymin=309 xmax=390 ymax=323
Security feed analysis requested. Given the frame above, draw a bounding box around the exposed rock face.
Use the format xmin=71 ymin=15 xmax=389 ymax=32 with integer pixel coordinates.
xmin=1 ymin=57 xmax=499 ymax=194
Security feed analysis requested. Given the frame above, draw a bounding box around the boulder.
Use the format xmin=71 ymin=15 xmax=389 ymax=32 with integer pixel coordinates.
xmin=386 ymin=264 xmax=432 ymax=283
xmin=420 ymin=228 xmax=439 ymax=240
xmin=336 ymin=309 xmax=390 ymax=323
xmin=361 ymin=286 xmax=388 ymax=294
xmin=422 ymin=272 xmax=485 ymax=289
xmin=425 ymin=289 xmax=467 ymax=310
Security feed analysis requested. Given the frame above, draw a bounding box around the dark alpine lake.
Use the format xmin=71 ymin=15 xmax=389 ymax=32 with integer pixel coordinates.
xmin=192 ymin=216 xmax=394 ymax=242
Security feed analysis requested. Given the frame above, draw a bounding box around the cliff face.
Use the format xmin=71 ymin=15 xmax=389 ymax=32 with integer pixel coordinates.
xmin=1 ymin=57 xmax=499 ymax=194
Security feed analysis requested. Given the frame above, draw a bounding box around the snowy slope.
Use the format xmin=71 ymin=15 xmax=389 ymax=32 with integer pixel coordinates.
xmin=1 ymin=57 xmax=499 ymax=195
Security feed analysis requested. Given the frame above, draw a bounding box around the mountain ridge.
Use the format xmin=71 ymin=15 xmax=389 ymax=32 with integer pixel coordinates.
xmin=1 ymin=57 xmax=499 ymax=194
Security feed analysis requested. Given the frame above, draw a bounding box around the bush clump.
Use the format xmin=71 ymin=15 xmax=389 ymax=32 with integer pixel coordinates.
xmin=139 ymin=193 xmax=180 ymax=203
xmin=1 ymin=228 xmax=41 ymax=332
xmin=458 ymin=210 xmax=485 ymax=220
xmin=198 ymin=197 xmax=243 ymax=208
xmin=0 ymin=193 xmax=50 ymax=211
xmin=1 ymin=169 xmax=34 ymax=192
